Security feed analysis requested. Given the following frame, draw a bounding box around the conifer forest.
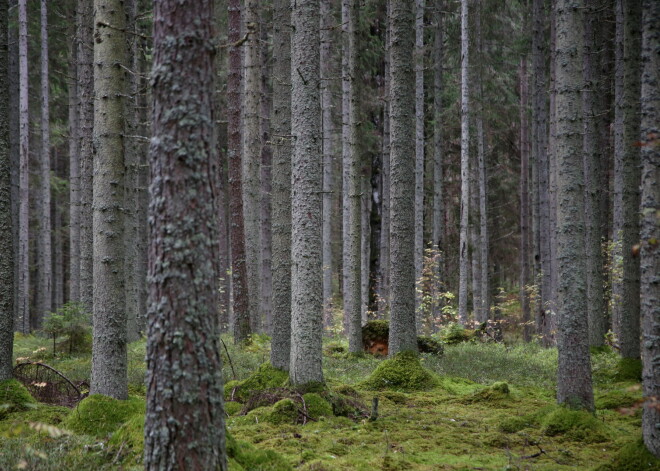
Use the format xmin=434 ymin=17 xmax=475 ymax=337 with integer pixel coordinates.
xmin=1 ymin=0 xmax=659 ymax=469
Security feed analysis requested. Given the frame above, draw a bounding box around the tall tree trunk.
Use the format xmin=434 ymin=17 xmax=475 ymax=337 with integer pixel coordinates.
xmin=414 ymin=0 xmax=425 ymax=329
xmin=0 ymin=0 xmax=14 ymax=380
xmin=613 ymin=0 xmax=642 ymax=360
xmin=68 ymin=9 xmax=80 ymax=304
xmin=228 ymin=0 xmax=250 ymax=344
xmin=269 ymin=0 xmax=292 ymax=370
xmin=37 ymin=0 xmax=52 ymax=326
xmin=361 ymin=167 xmax=370 ymax=325
xmin=146 ymin=0 xmax=227 ymax=466
xmin=321 ymin=0 xmax=335 ymax=317
xmin=582 ymin=0 xmax=606 ymax=348
xmin=640 ymin=0 xmax=660 ymax=456
xmin=9 ymin=1 xmax=19 ymax=329
xmin=432 ymin=0 xmax=444 ymax=306
xmin=458 ymin=0 xmax=470 ymax=326
xmin=243 ymin=0 xmax=262 ymax=333
xmin=289 ymin=0 xmax=324 ymax=386
xmin=388 ymin=0 xmax=418 ymax=355
xmin=341 ymin=0 xmax=350 ymax=333
xmin=547 ymin=5 xmax=558 ymax=342
xmin=91 ymin=0 xmax=128 ymax=399
xmin=17 ymin=0 xmax=29 ymax=333
xmin=520 ymin=57 xmax=532 ymax=342
xmin=78 ymin=0 xmax=94 ymax=314
xmin=52 ymin=148 xmax=63 ymax=309
xmin=470 ymin=146 xmax=482 ymax=323
xmin=554 ymin=0 xmax=594 ymax=412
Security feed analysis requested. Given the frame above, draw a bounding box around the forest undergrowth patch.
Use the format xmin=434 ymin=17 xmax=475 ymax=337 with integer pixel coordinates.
xmin=1 ymin=334 xmax=655 ymax=470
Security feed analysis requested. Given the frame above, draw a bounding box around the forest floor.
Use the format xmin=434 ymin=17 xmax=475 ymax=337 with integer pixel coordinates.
xmin=1 ymin=333 xmax=659 ymax=470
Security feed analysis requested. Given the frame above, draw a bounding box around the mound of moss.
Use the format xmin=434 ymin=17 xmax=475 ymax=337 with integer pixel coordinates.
xmin=595 ymin=387 xmax=642 ymax=410
xmin=362 ymin=321 xmax=390 ymax=347
xmin=0 ymin=379 xmax=36 ymax=418
xmin=225 ymin=401 xmax=243 ymax=416
xmin=541 ymin=406 xmax=609 ymax=443
xmin=227 ymin=432 xmax=292 ymax=470
xmin=228 ymin=363 xmax=289 ymax=402
xmin=108 ymin=413 xmax=145 ymax=464
xmin=416 ymin=336 xmax=444 ymax=355
xmin=64 ymin=394 xmax=145 ymax=437
xmin=0 ymin=403 xmax=71 ymax=437
xmin=614 ymin=358 xmax=643 ymax=381
xmin=463 ymin=382 xmax=511 ymax=404
xmin=440 ymin=324 xmax=475 ymax=345
xmin=323 ymin=342 xmax=347 ymax=358
xmin=595 ymin=438 xmax=660 ymax=471
xmin=302 ymin=393 xmax=333 ymax=418
xmin=361 ymin=351 xmax=438 ymax=392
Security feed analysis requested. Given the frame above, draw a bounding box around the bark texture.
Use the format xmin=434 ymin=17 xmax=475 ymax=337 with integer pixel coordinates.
xmin=388 ymin=0 xmax=418 ymax=354
xmin=640 ymin=0 xmax=660 ymax=456
xmin=432 ymin=0 xmax=444 ymax=276
xmin=554 ymin=0 xmax=594 ymax=411
xmin=458 ymin=0 xmax=470 ymax=325
xmin=91 ymin=0 xmax=128 ymax=399
xmin=520 ymin=57 xmax=532 ymax=342
xmin=18 ymin=0 xmax=29 ymax=333
xmin=68 ymin=14 xmax=80 ymax=304
xmin=414 ymin=0 xmax=425 ymax=327
xmin=379 ymin=0 xmax=391 ymax=318
xmin=146 ymin=0 xmax=227 ymax=468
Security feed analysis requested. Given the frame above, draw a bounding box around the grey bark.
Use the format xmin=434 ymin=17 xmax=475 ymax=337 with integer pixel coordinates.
xmin=470 ymin=145 xmax=482 ymax=323
xmin=146 ymin=0 xmax=228 ymax=466
xmin=228 ymin=0 xmax=250 ymax=344
xmin=554 ymin=0 xmax=594 ymax=412
xmin=414 ymin=0 xmax=424 ymax=329
xmin=388 ymin=0 xmax=418 ymax=355
xmin=17 ymin=0 xmax=29 ymax=333
xmin=582 ymin=0 xmax=606 ymax=347
xmin=458 ymin=0 xmax=470 ymax=326
xmin=341 ymin=0 xmax=350 ymax=333
xmin=243 ymin=0 xmax=262 ymax=333
xmin=520 ymin=57 xmax=532 ymax=342
xmin=640 ymin=0 xmax=660 ymax=456
xmin=37 ymin=0 xmax=52 ymax=325
xmin=53 ymin=148 xmax=63 ymax=309
xmin=0 ymin=0 xmax=14 ymax=380
xmin=432 ymin=0 xmax=444 ymax=286
xmin=379 ymin=0 xmax=391 ymax=318
xmin=91 ymin=0 xmax=128 ymax=399
xmin=8 ymin=1 xmax=18 ymax=328
xmin=345 ymin=0 xmax=362 ymax=354
xmin=68 ymin=12 xmax=80 ymax=304
xmin=361 ymin=167 xmax=370 ymax=325
xmin=289 ymin=0 xmax=324 ymax=385
xmin=321 ymin=0 xmax=335 ymax=316
xmin=78 ymin=0 xmax=94 ymax=314
xmin=613 ymin=0 xmax=642 ymax=359
xmin=269 ymin=0 xmax=292 ymax=370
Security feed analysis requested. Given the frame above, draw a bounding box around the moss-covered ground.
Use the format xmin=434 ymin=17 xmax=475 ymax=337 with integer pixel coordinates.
xmin=1 ymin=334 xmax=658 ymax=470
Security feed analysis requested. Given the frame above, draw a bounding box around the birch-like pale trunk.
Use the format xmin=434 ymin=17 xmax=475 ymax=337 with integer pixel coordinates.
xmin=458 ymin=0 xmax=470 ymax=326
xmin=17 ymin=0 xmax=29 ymax=333
xmin=554 ymin=0 xmax=594 ymax=412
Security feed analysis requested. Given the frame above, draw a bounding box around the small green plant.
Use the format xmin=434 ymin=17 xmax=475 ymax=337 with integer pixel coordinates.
xmin=41 ymin=303 xmax=90 ymax=356
xmin=416 ymin=246 xmax=457 ymax=334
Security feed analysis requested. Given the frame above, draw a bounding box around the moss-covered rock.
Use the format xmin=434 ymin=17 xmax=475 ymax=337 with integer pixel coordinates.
xmin=361 ymin=351 xmax=438 ymax=392
xmin=231 ymin=363 xmax=289 ymax=402
xmin=595 ymin=438 xmax=660 ymax=471
xmin=64 ymin=394 xmax=146 ymax=437
xmin=302 ymin=393 xmax=332 ymax=419
xmin=541 ymin=406 xmax=609 ymax=443
xmin=225 ymin=401 xmax=243 ymax=416
xmin=614 ymin=358 xmax=643 ymax=381
xmin=227 ymin=431 xmax=292 ymax=470
xmin=0 ymin=379 xmax=37 ymax=418
xmin=269 ymin=399 xmax=298 ymax=425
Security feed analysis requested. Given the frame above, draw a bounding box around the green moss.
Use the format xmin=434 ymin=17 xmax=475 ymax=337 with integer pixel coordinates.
xmin=302 ymin=393 xmax=332 ymax=419
xmin=232 ymin=363 xmax=289 ymax=402
xmin=225 ymin=380 xmax=243 ymax=400
xmin=416 ymin=336 xmax=444 ymax=355
xmin=439 ymin=324 xmax=475 ymax=345
xmin=227 ymin=432 xmax=292 ymax=470
xmin=436 ymin=375 xmax=480 ymax=395
xmin=323 ymin=342 xmax=347 ymax=358
xmin=362 ymin=351 xmax=438 ymax=392
xmin=269 ymin=400 xmax=297 ymax=425
xmin=615 ymin=358 xmax=643 ymax=381
xmin=64 ymin=394 xmax=146 ymax=437
xmin=362 ymin=320 xmax=390 ymax=346
xmin=225 ymin=401 xmax=243 ymax=416
xmin=0 ymin=403 xmax=71 ymax=437
xmin=595 ymin=438 xmax=660 ymax=471
xmin=595 ymin=387 xmax=642 ymax=410
xmin=381 ymin=391 xmax=408 ymax=404
xmin=108 ymin=414 xmax=145 ymax=464
xmin=0 ymin=379 xmax=37 ymax=418
xmin=463 ymin=381 xmax=511 ymax=404
xmin=541 ymin=406 xmax=609 ymax=442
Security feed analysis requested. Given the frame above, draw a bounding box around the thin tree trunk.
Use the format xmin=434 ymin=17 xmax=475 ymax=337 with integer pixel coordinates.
xmin=289 ymin=0 xmax=324 ymax=386
xmin=470 ymin=145 xmax=481 ymax=323
xmin=228 ymin=0 xmax=250 ymax=344
xmin=37 ymin=0 xmax=52 ymax=326
xmin=341 ymin=0 xmax=350 ymax=333
xmin=17 ymin=0 xmax=29 ymax=333
xmin=243 ymin=0 xmax=262 ymax=333
xmin=554 ymin=0 xmax=594 ymax=412
xmin=388 ymin=0 xmax=417 ymax=355
xmin=53 ymin=148 xmax=64 ymax=309
xmin=640 ymin=0 xmax=660 ymax=456
xmin=520 ymin=57 xmax=532 ymax=342
xmin=78 ymin=0 xmax=94 ymax=314
xmin=269 ymin=0 xmax=292 ymax=370
xmin=414 ymin=0 xmax=425 ymax=329
xmin=458 ymin=0 xmax=470 ymax=326
xmin=9 ymin=2 xmax=19 ymax=329
xmin=432 ymin=0 xmax=444 ymax=309
xmin=68 ymin=9 xmax=80 ymax=304
xmin=146 ymin=0 xmax=227 ymax=466
xmin=0 ymin=0 xmax=14 ymax=380
xmin=91 ymin=0 xmax=128 ymax=399
xmin=361 ymin=168 xmax=370 ymax=325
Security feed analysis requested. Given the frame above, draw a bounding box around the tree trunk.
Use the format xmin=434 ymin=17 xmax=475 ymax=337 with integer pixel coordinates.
xmin=145 ymin=0 xmax=227 ymax=466
xmin=78 ymin=0 xmax=94 ymax=314
xmin=432 ymin=0 xmax=444 ymax=304
xmin=269 ymin=0 xmax=292 ymax=371
xmin=289 ymin=0 xmax=324 ymax=386
xmin=388 ymin=0 xmax=418 ymax=355
xmin=17 ymin=0 xmax=29 ymax=333
xmin=91 ymin=0 xmax=128 ymax=399
xmin=9 ymin=2 xmax=19 ymax=329
xmin=470 ymin=144 xmax=481 ymax=323
xmin=613 ymin=0 xmax=642 ymax=360
xmin=554 ymin=0 xmax=594 ymax=412
xmin=458 ymin=0 xmax=470 ymax=326
xmin=640 ymin=0 xmax=660 ymax=456
xmin=243 ymin=0 xmax=262 ymax=333
xmin=37 ymin=0 xmax=52 ymax=326
xmin=414 ymin=0 xmax=425 ymax=329
xmin=0 ymin=0 xmax=14 ymax=380
xmin=321 ymin=0 xmax=335 ymax=318
xmin=68 ymin=9 xmax=80 ymax=304
xmin=228 ymin=0 xmax=250 ymax=344
xmin=582 ymin=0 xmax=606 ymax=348
xmin=520 ymin=57 xmax=532 ymax=342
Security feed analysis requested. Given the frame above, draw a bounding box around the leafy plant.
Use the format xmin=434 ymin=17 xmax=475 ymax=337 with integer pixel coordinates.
xmin=41 ymin=303 xmax=91 ymax=356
